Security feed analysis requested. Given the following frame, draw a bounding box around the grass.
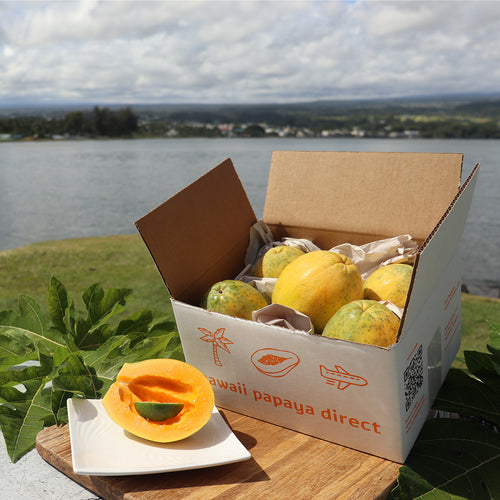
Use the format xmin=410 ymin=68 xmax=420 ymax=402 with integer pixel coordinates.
xmin=1 ymin=234 xmax=499 ymax=367
xmin=458 ymin=293 xmax=500 ymax=367
xmin=0 ymin=234 xmax=173 ymax=319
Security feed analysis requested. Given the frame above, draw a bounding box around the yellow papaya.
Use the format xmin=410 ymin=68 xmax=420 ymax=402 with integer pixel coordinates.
xmin=322 ymin=299 xmax=400 ymax=348
xmin=253 ymin=246 xmax=306 ymax=278
xmin=201 ymin=279 xmax=268 ymax=320
xmin=363 ymin=263 xmax=413 ymax=309
xmin=272 ymin=250 xmax=363 ymax=332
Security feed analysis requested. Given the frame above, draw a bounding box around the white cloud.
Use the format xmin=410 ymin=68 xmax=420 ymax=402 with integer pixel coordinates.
xmin=0 ymin=0 xmax=499 ymax=104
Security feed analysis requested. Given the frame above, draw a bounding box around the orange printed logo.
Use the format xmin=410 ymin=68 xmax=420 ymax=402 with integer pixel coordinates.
xmin=320 ymin=365 xmax=368 ymax=390
xmin=251 ymin=348 xmax=300 ymax=377
xmin=198 ymin=327 xmax=233 ymax=366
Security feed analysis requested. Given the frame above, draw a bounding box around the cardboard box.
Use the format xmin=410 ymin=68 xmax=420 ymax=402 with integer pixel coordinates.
xmin=135 ymin=151 xmax=479 ymax=463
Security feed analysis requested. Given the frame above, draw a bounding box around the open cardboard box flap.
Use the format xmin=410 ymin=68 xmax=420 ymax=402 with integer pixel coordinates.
xmin=402 ymin=162 xmax=479 ymax=330
xmin=264 ymin=151 xmax=463 ymax=247
xmin=136 ymin=151 xmax=475 ymax=314
xmin=135 ymin=159 xmax=256 ymax=304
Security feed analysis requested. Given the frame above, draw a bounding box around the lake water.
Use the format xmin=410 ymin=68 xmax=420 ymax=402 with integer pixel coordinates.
xmin=0 ymin=137 xmax=498 ymax=297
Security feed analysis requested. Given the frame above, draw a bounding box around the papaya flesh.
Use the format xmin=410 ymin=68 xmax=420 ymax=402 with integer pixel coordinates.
xmin=102 ymin=359 xmax=215 ymax=443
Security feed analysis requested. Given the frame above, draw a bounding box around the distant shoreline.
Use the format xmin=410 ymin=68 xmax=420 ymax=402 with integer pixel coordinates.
xmin=3 ymin=135 xmax=500 ymax=143
xmin=3 ymin=97 xmax=500 ymax=140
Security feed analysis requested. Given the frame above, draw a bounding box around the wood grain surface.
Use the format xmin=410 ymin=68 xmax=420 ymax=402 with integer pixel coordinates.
xmin=36 ymin=408 xmax=400 ymax=500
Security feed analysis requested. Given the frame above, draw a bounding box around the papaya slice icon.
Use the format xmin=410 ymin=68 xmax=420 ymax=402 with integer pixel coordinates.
xmin=251 ymin=348 xmax=300 ymax=377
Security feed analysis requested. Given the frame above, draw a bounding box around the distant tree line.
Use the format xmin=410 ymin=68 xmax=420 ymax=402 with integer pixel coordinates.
xmin=2 ymin=98 xmax=500 ymax=139
xmin=304 ymin=114 xmax=500 ymax=138
xmin=404 ymin=118 xmax=500 ymax=139
xmin=0 ymin=106 xmax=138 ymax=138
xmin=139 ymin=108 xmax=500 ymax=139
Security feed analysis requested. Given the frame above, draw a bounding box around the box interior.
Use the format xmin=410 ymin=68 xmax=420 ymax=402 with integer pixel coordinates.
xmin=264 ymin=151 xmax=463 ymax=248
xmin=136 ymin=151 xmax=466 ymax=307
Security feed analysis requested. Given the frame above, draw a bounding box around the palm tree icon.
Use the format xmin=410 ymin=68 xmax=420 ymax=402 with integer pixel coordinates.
xmin=198 ymin=327 xmax=233 ymax=366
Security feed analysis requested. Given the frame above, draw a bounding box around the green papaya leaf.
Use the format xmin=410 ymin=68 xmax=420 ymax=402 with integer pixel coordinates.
xmin=114 ymin=309 xmax=154 ymax=336
xmin=52 ymin=352 xmax=104 ymax=399
xmin=79 ymin=335 xmax=130 ymax=376
xmin=0 ymin=277 xmax=182 ymax=461
xmin=162 ymin=332 xmax=185 ymax=361
xmin=51 ymin=387 xmax=71 ymax=426
xmin=82 ymin=332 xmax=176 ymax=385
xmin=83 ymin=282 xmax=132 ymax=327
xmin=391 ymin=321 xmax=500 ymax=499
xmin=433 ymin=368 xmax=500 ymax=428
xmin=0 ymin=295 xmax=69 ymax=354
xmin=0 ymin=333 xmax=38 ymax=370
xmin=68 ymin=282 xmax=133 ymax=349
xmin=12 ymin=294 xmax=49 ymax=335
xmin=48 ymin=276 xmax=74 ymax=335
xmin=0 ymin=350 xmax=54 ymax=462
xmin=432 ymin=323 xmax=500 ymax=430
xmin=117 ymin=334 xmax=175 ymax=365
xmin=465 ymin=349 xmax=498 ymax=382
xmin=488 ymin=321 xmax=500 ymax=352
xmin=389 ymin=418 xmax=500 ymax=499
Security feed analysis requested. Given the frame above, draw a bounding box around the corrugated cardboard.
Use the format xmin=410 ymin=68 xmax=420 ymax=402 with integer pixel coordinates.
xmin=136 ymin=159 xmax=256 ymax=304
xmin=264 ymin=151 xmax=462 ymax=247
xmin=135 ymin=151 xmax=479 ymax=463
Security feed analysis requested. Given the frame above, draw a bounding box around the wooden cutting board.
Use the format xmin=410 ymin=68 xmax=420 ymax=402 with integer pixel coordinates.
xmin=36 ymin=408 xmax=400 ymax=500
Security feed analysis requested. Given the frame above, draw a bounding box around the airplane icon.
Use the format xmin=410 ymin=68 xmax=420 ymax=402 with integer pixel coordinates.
xmin=320 ymin=364 xmax=368 ymax=390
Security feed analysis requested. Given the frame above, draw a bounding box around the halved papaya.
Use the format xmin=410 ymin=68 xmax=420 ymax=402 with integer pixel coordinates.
xmin=102 ymin=359 xmax=215 ymax=442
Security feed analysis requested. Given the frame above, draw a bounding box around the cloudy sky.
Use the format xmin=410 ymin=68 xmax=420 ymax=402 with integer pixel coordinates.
xmin=1 ymin=0 xmax=499 ymax=105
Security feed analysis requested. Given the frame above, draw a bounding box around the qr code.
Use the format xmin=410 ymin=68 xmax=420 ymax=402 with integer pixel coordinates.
xmin=404 ymin=344 xmax=424 ymax=411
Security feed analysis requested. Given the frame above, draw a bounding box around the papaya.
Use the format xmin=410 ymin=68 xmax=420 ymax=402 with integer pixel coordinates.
xmin=201 ymin=279 xmax=268 ymax=320
xmin=102 ymin=359 xmax=214 ymax=443
xmin=272 ymin=250 xmax=363 ymax=333
xmin=253 ymin=246 xmax=305 ymax=278
xmin=363 ymin=263 xmax=413 ymax=309
xmin=322 ymin=299 xmax=400 ymax=348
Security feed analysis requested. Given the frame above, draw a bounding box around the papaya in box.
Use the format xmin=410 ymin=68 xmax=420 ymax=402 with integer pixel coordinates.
xmin=135 ymin=152 xmax=479 ymax=463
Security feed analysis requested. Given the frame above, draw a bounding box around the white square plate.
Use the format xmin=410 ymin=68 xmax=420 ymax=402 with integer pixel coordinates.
xmin=67 ymin=399 xmax=251 ymax=476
